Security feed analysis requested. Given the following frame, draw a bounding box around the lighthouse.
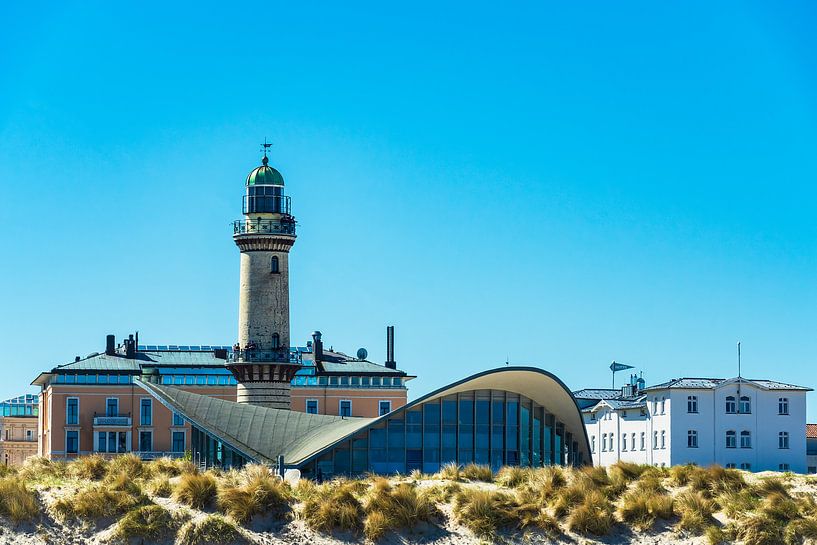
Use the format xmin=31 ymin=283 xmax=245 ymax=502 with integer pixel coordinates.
xmin=227 ymin=145 xmax=300 ymax=408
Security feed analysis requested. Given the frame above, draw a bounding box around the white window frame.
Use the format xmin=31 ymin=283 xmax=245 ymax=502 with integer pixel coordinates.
xmin=661 ymin=430 xmax=666 ymax=449
xmin=779 ymin=398 xmax=789 ymax=415
xmin=640 ymin=432 xmax=645 ymax=450
xmin=726 ymin=430 xmax=737 ymax=448
xmin=779 ymin=463 xmax=790 ymax=471
xmin=591 ymin=435 xmax=596 ymax=453
xmin=138 ymin=429 xmax=153 ymax=452
xmin=779 ymin=431 xmax=789 ymax=449
xmin=139 ymin=398 xmax=152 ymax=426
xmin=171 ymin=430 xmax=186 ymax=453
xmin=105 ymin=397 xmax=119 ymax=417
xmin=339 ymin=399 xmax=352 ymax=417
xmin=378 ymin=400 xmax=392 ymax=416
xmin=739 ymin=396 xmax=751 ymax=414
xmin=687 ymin=395 xmax=698 ymax=413
xmin=725 ymin=396 xmax=736 ymax=414
xmin=688 ymin=430 xmax=698 ymax=448
xmin=740 ymin=430 xmax=752 ymax=449
xmin=305 ymin=399 xmax=319 ymax=414
xmin=65 ymin=429 xmax=79 ymax=454
xmin=631 ymin=432 xmax=636 ymax=451
xmin=740 ymin=462 xmax=751 ymax=470
xmin=66 ymin=397 xmax=80 ymax=426
xmin=601 ymin=433 xmax=607 ymax=452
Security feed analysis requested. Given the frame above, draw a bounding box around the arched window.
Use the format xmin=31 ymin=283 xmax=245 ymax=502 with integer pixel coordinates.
xmin=725 ymin=396 xmax=736 ymax=414
xmin=271 ymin=333 xmax=280 ymax=349
xmin=739 ymin=396 xmax=751 ymax=414
xmin=725 ymin=430 xmax=736 ymax=448
xmin=740 ymin=430 xmax=752 ymax=448
xmin=270 ymin=256 xmax=280 ymax=273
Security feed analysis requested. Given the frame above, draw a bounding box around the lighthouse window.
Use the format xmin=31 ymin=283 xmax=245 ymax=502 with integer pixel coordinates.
xmin=270 ymin=256 xmax=280 ymax=273
xmin=271 ymin=333 xmax=280 ymax=349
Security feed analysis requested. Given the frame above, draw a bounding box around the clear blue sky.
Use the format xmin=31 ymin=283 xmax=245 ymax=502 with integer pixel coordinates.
xmin=1 ymin=2 xmax=816 ymax=415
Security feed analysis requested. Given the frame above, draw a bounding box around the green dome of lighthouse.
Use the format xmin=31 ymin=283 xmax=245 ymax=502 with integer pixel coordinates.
xmin=246 ymin=156 xmax=285 ymax=186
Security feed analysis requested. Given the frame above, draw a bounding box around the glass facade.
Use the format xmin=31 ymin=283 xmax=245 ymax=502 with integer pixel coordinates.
xmin=191 ymin=426 xmax=249 ymax=469
xmin=304 ymin=389 xmax=581 ymax=478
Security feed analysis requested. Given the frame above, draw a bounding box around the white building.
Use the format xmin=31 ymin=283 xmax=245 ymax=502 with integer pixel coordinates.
xmin=579 ymin=377 xmax=811 ymax=473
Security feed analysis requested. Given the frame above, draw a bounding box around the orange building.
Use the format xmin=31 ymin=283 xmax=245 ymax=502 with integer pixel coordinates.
xmin=32 ymin=333 xmax=412 ymax=460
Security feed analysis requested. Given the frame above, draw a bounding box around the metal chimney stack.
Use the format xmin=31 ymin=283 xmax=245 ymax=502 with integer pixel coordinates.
xmin=385 ymin=326 xmax=396 ymax=369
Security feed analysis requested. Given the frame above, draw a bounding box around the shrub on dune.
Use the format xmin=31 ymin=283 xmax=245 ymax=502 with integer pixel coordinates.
xmin=734 ymin=513 xmax=786 ymax=545
xmin=784 ymin=517 xmax=817 ymax=545
xmin=757 ymin=477 xmax=789 ymax=497
xmin=153 ymin=456 xmax=197 ymax=476
xmin=19 ymin=456 xmax=66 ymax=482
xmin=113 ymin=504 xmax=175 ymax=540
xmin=177 ymin=514 xmax=243 ymax=545
xmin=609 ymin=461 xmax=648 ymax=482
xmin=174 ymin=473 xmax=218 ymax=509
xmin=52 ymin=483 xmax=147 ymax=520
xmin=434 ymin=462 xmax=462 ymax=481
xmin=146 ymin=475 xmax=172 ymax=497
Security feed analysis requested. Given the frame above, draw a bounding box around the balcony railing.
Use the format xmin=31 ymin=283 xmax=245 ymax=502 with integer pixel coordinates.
xmin=134 ymin=451 xmax=185 ymax=460
xmin=228 ymin=348 xmax=300 ymax=364
xmin=233 ymin=218 xmax=296 ymax=236
xmin=93 ymin=413 xmax=132 ymax=426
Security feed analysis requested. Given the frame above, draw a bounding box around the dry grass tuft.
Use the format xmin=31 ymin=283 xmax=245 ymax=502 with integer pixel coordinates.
xmin=434 ymin=462 xmax=462 ymax=481
xmin=52 ymin=482 xmax=148 ymax=520
xmin=567 ymin=490 xmax=614 ymax=536
xmin=618 ymin=488 xmax=673 ymax=531
xmin=177 ymin=514 xmax=243 ymax=545
xmin=301 ymin=482 xmax=363 ymax=533
xmin=675 ymin=491 xmax=716 ymax=535
xmin=705 ymin=525 xmax=728 ymax=545
xmin=217 ymin=469 xmax=290 ymax=524
xmin=609 ymin=461 xmax=648 ymax=482
xmin=19 ymin=456 xmax=66 ymax=483
xmin=785 ymin=516 xmax=817 ymax=545
xmin=452 ymin=488 xmax=517 ymax=539
xmin=761 ymin=491 xmax=799 ymax=522
xmin=174 ymin=472 xmax=218 ymax=509
xmin=112 ymin=504 xmax=175 ymax=540
xmin=152 ymin=456 xmax=197 ymax=476
xmin=670 ymin=463 xmax=697 ymax=486
xmin=146 ymin=475 xmax=173 ymax=497
xmin=0 ymin=477 xmax=39 ymax=523
xmin=461 ymin=463 xmax=493 ymax=482
xmin=362 ymin=481 xmax=438 ymax=540
xmin=757 ymin=477 xmax=790 ymax=497
xmin=495 ymin=466 xmax=530 ymax=488
xmin=107 ymin=453 xmax=149 ymax=479
xmin=717 ymin=488 xmax=761 ymax=518
xmin=425 ymin=481 xmax=462 ymax=504
xmin=734 ymin=513 xmax=786 ymax=545
xmin=67 ymin=454 xmax=108 ymax=480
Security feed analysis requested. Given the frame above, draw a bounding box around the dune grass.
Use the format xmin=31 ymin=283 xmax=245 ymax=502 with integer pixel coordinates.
xmin=617 ymin=487 xmax=673 ymax=531
xmin=107 ymin=453 xmax=150 ymax=479
xmin=52 ymin=481 xmax=149 ymax=520
xmin=112 ymin=504 xmax=176 ymax=540
xmin=363 ymin=479 xmax=438 ymax=540
xmin=67 ymin=454 xmax=108 ymax=480
xmin=452 ymin=488 xmax=517 ymax=539
xmin=460 ymin=463 xmax=493 ymax=482
xmin=177 ymin=514 xmax=243 ymax=545
xmin=567 ymin=490 xmax=614 ymax=536
xmin=174 ymin=472 xmax=218 ymax=509
xmin=0 ymin=477 xmax=39 ymax=523
xmin=301 ymin=481 xmax=364 ymax=533
xmin=675 ymin=490 xmax=716 ymax=534
xmin=216 ymin=466 xmax=291 ymax=523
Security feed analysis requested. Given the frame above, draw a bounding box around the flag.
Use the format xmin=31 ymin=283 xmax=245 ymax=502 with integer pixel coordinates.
xmin=610 ymin=361 xmax=634 ymax=372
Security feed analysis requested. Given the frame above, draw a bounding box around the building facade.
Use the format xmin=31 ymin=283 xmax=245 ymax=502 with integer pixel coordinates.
xmin=581 ymin=377 xmax=810 ymax=473
xmin=0 ymin=394 xmax=39 ymax=466
xmin=807 ymin=424 xmax=817 ymax=474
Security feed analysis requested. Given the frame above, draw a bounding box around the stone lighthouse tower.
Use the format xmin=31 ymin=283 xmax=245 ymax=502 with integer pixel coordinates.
xmin=227 ymin=146 xmax=300 ymax=408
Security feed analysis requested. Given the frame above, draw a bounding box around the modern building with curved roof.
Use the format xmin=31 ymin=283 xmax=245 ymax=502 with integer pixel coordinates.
xmin=138 ymin=366 xmax=591 ymax=477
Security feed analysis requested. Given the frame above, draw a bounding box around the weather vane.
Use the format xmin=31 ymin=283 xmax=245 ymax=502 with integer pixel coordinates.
xmin=261 ymin=137 xmax=272 ymax=158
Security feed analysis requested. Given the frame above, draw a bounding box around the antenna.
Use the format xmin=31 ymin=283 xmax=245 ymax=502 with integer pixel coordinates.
xmin=736 ymin=341 xmax=742 ymax=413
xmin=737 ymin=341 xmax=741 ymax=378
xmin=260 ymin=138 xmax=272 ymax=157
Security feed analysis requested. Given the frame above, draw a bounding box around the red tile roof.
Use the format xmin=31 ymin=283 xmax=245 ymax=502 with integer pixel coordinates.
xmin=807 ymin=424 xmax=817 ymax=439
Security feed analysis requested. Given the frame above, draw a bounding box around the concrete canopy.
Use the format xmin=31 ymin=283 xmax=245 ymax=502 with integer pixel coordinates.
xmin=137 ymin=366 xmax=591 ymax=468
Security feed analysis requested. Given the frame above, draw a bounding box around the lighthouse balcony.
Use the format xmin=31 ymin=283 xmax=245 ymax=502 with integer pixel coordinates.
xmin=233 ymin=218 xmax=296 ymax=236
xmin=228 ymin=348 xmax=300 ymax=364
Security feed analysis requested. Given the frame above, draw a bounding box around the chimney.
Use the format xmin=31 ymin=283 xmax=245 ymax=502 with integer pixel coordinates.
xmin=125 ymin=334 xmax=136 ymax=359
xmin=312 ymin=331 xmax=323 ymax=363
xmin=385 ymin=326 xmax=396 ymax=369
xmin=105 ymin=334 xmax=116 ymax=356
xmin=74 ymin=356 xmax=80 ymax=362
